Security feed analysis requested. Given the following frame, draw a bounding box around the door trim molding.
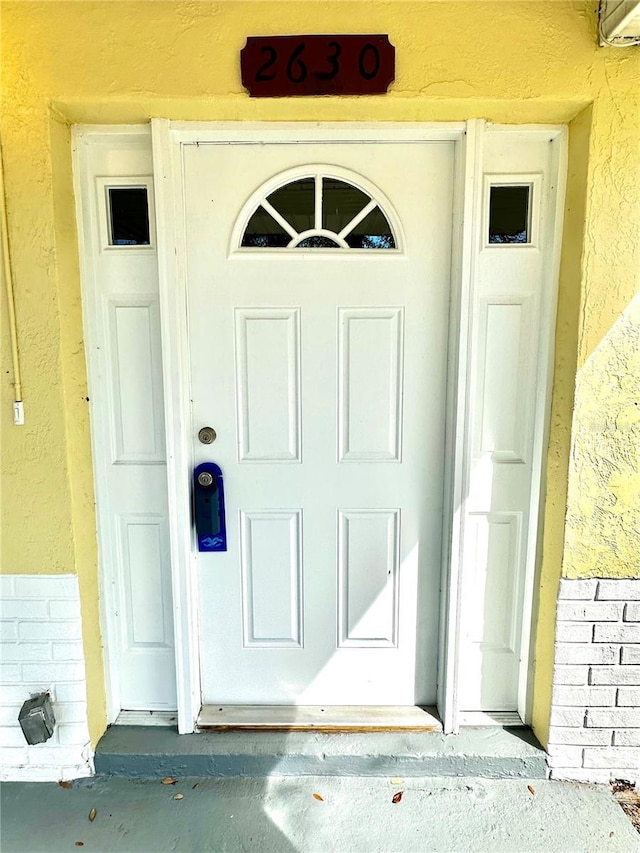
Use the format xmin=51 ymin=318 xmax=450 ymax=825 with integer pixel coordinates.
xmin=72 ymin=125 xmax=136 ymax=724
xmin=436 ymin=118 xmax=485 ymax=734
xmin=518 ymin=129 xmax=568 ymax=718
xmin=152 ymin=121 xmax=202 ymax=733
xmin=150 ymin=120 xmax=566 ymax=733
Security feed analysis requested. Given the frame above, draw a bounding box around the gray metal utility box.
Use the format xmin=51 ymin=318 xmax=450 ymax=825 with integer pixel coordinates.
xmin=18 ymin=694 xmax=55 ymax=745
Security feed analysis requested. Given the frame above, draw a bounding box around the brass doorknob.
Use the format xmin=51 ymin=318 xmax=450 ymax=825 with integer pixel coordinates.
xmin=198 ymin=426 xmax=217 ymax=445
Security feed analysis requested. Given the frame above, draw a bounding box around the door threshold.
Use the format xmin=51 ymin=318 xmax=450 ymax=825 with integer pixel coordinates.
xmin=115 ymin=710 xmax=178 ymax=727
xmin=458 ymin=711 xmax=525 ymax=727
xmin=197 ymin=705 xmax=442 ymax=732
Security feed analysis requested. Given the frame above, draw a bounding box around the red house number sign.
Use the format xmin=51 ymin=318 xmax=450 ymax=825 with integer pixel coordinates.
xmin=241 ymin=35 xmax=395 ymax=97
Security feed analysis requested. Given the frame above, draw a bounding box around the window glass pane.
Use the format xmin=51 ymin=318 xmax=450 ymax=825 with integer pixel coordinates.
xmin=345 ymin=206 xmax=395 ymax=249
xmin=241 ymin=206 xmax=291 ymax=247
xmin=322 ymin=179 xmax=370 ymax=233
xmin=267 ymin=179 xmax=315 ymax=233
xmin=296 ymin=235 xmax=341 ymax=249
xmin=239 ymin=175 xmax=398 ymax=251
xmin=108 ymin=187 xmax=150 ymax=246
xmin=488 ymin=185 xmax=530 ymax=244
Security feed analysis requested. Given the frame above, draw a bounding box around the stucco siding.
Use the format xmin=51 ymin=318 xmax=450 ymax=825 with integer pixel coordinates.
xmin=562 ymin=298 xmax=640 ymax=579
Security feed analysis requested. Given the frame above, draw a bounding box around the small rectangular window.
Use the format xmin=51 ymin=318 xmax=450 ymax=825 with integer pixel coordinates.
xmin=488 ymin=185 xmax=531 ymax=245
xmin=108 ymin=187 xmax=150 ymax=246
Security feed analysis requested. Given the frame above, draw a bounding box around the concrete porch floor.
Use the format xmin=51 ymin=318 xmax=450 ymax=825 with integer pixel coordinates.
xmin=2 ymin=774 xmax=639 ymax=853
xmin=94 ymin=725 xmax=549 ymax=778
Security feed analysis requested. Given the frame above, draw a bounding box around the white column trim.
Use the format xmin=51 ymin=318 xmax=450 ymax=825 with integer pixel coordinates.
xmin=152 ymin=119 xmax=201 ymax=733
xmin=518 ymin=128 xmax=568 ymax=720
xmin=438 ymin=118 xmax=485 ymax=733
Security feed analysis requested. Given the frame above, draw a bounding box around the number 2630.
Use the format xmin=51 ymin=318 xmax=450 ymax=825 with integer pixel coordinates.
xmin=255 ymin=40 xmax=382 ymax=84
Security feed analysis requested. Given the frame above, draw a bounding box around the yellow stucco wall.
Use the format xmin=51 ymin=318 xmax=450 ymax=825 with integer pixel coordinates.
xmin=563 ymin=296 xmax=640 ymax=578
xmin=1 ymin=2 xmax=639 ymax=748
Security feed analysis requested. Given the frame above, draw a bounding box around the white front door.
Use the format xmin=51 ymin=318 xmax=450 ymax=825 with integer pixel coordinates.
xmin=184 ymin=142 xmax=454 ymax=705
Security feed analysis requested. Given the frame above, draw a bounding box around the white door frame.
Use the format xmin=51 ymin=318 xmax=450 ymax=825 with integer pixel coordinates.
xmin=150 ymin=119 xmax=566 ymax=734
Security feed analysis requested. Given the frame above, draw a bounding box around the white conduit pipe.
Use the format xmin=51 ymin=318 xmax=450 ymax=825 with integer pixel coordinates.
xmin=0 ymin=137 xmax=24 ymax=424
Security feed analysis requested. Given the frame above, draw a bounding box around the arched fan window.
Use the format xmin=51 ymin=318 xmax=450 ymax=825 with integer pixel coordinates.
xmin=240 ymin=175 xmax=397 ymax=250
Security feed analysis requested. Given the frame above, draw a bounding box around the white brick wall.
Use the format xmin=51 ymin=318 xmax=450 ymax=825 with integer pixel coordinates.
xmin=548 ymin=577 xmax=640 ymax=784
xmin=0 ymin=574 xmax=93 ymax=781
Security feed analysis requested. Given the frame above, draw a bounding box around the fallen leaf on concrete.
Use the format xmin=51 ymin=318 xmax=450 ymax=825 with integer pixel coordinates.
xmin=88 ymin=808 xmax=97 ymax=822
xmin=192 ymin=782 xmax=200 ymax=789
xmin=313 ymin=793 xmax=324 ymax=801
xmin=161 ymin=777 xmax=177 ymax=785
xmin=59 ymin=780 xmax=72 ymax=789
xmin=527 ymin=785 xmax=535 ymax=796
xmin=392 ymin=791 xmax=403 ymax=804
xmin=174 ymin=793 xmax=184 ymax=800
xmin=390 ymin=778 xmax=403 ymax=785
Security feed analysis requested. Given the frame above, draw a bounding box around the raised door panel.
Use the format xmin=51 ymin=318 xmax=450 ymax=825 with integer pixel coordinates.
xmin=240 ymin=510 xmax=303 ymax=648
xmin=108 ymin=298 xmax=165 ymax=463
xmin=338 ymin=509 xmax=400 ymax=647
xmin=474 ymin=297 xmax=533 ymax=464
xmin=338 ymin=308 xmax=404 ymax=462
xmin=234 ymin=309 xmax=301 ymax=463
xmin=461 ymin=512 xmax=523 ymax=711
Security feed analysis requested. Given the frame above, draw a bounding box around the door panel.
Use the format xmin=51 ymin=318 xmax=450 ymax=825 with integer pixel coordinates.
xmin=76 ymin=136 xmax=177 ymax=713
xmin=235 ymin=308 xmax=301 ymax=462
xmin=458 ymin=132 xmax=561 ymax=713
xmin=184 ymin=142 xmax=454 ymax=705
